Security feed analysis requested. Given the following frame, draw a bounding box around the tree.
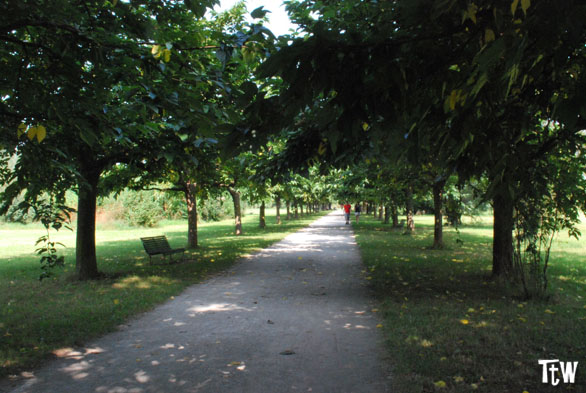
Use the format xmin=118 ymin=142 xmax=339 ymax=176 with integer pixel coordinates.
xmin=0 ymin=0 xmax=218 ymax=279
xmin=248 ymin=0 xmax=586 ymax=281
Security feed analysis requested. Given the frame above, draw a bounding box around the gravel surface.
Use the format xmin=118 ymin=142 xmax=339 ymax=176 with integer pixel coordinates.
xmin=4 ymin=211 xmax=391 ymax=393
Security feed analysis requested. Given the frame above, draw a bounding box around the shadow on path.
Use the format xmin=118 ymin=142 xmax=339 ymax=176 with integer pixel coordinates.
xmin=6 ymin=211 xmax=391 ymax=393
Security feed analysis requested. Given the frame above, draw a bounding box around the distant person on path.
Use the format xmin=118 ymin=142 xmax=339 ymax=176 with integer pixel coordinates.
xmin=354 ymin=203 xmax=361 ymax=223
xmin=343 ymin=202 xmax=351 ymax=224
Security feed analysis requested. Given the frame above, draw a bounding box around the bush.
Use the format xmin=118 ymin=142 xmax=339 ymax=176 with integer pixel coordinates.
xmin=199 ymin=194 xmax=234 ymax=221
xmin=121 ymin=191 xmax=166 ymax=227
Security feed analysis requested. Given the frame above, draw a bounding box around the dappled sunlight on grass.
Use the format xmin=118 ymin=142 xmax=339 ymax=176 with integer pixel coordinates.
xmin=0 ymin=210 xmax=329 ymax=378
xmin=353 ymin=214 xmax=586 ymax=393
xmin=111 ymin=275 xmax=178 ymax=290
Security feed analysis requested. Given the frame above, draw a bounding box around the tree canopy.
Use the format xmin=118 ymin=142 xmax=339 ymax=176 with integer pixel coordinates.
xmin=2 ymin=0 xmax=586 ymax=291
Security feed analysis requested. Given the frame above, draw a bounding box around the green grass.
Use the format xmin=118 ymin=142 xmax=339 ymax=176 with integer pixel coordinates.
xmin=354 ymin=214 xmax=586 ymax=393
xmin=0 ymin=209 xmax=328 ymax=378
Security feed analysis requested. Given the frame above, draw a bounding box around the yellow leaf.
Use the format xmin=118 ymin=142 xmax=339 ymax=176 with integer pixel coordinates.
xmin=470 ymin=383 xmax=478 ymax=390
xmin=544 ymin=309 xmax=555 ymax=314
xmin=460 ymin=319 xmax=469 ymax=325
xmin=376 ymin=323 xmax=383 ymax=328
xmin=112 ymin=0 xmax=118 ymax=5
xmin=362 ymin=122 xmax=369 ymax=131
xmin=454 ymin=376 xmax=464 ymax=383
xmin=28 ymin=126 xmax=40 ymax=141
xmin=485 ymin=28 xmax=496 ymax=43
xmin=318 ymin=142 xmax=326 ymax=155
xmin=511 ymin=0 xmax=520 ymax=15
xmin=17 ymin=123 xmax=27 ymax=138
xmin=113 ymin=299 xmax=119 ymax=305
xmin=36 ymin=125 xmax=46 ymax=142
xmin=434 ymin=380 xmax=447 ymax=388
xmin=151 ymin=45 xmax=162 ymax=59
xmin=163 ymin=49 xmax=171 ymax=63
xmin=298 ymin=256 xmax=302 ymax=260
xmin=521 ymin=0 xmax=530 ymax=14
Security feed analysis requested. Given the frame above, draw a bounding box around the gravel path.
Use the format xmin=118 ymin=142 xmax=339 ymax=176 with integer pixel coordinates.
xmin=5 ymin=211 xmax=391 ymax=393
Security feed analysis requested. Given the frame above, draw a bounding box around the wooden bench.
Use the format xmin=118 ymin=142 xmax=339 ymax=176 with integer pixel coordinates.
xmin=140 ymin=236 xmax=185 ymax=264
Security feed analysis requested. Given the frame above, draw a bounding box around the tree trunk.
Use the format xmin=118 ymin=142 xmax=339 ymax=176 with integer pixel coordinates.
xmin=432 ymin=179 xmax=446 ymax=249
xmin=186 ymin=182 xmax=198 ymax=248
xmin=405 ymin=186 xmax=415 ymax=233
xmin=492 ymin=192 xmax=514 ymax=276
xmin=391 ymin=204 xmax=399 ymax=227
xmin=300 ymin=204 xmax=304 ymax=216
xmin=294 ymin=202 xmax=299 ymax=219
xmin=228 ymin=187 xmax=243 ymax=235
xmin=384 ymin=205 xmax=390 ymax=224
xmin=286 ymin=200 xmax=291 ymax=220
xmin=259 ymin=201 xmax=266 ymax=228
xmin=75 ymin=159 xmax=101 ymax=280
xmin=275 ymin=196 xmax=281 ymax=224
xmin=378 ymin=205 xmax=383 ymax=220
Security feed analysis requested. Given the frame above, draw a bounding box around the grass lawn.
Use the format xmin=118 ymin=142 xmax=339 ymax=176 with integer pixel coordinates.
xmin=353 ymin=214 xmax=585 ymax=393
xmin=0 ymin=209 xmax=328 ymax=379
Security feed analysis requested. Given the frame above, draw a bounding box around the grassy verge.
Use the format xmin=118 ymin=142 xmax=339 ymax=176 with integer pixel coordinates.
xmin=0 ymin=209 xmax=329 ymax=378
xmin=353 ymin=215 xmax=586 ymax=393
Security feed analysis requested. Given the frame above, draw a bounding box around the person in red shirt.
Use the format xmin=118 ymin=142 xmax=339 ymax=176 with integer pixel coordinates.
xmin=343 ymin=202 xmax=351 ymax=225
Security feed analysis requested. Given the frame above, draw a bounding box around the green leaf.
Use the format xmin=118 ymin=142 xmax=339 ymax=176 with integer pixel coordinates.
xmin=251 ymin=6 xmax=269 ymax=19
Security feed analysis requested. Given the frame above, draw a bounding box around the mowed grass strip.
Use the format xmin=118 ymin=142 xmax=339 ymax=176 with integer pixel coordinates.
xmin=353 ymin=215 xmax=586 ymax=393
xmin=0 ymin=209 xmax=329 ymax=378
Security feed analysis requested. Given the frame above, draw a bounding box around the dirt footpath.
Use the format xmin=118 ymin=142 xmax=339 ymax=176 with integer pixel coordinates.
xmin=5 ymin=211 xmax=391 ymax=393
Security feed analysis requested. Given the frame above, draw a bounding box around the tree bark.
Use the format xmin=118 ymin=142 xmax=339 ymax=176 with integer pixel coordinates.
xmin=384 ymin=205 xmax=390 ymax=224
xmin=275 ymin=196 xmax=281 ymax=224
xmin=391 ymin=204 xmax=399 ymax=227
xmin=228 ymin=187 xmax=243 ymax=235
xmin=75 ymin=158 xmax=101 ymax=280
xmin=492 ymin=192 xmax=514 ymax=276
xmin=294 ymin=202 xmax=299 ymax=219
xmin=259 ymin=200 xmax=266 ymax=228
xmin=186 ymin=182 xmax=198 ymax=248
xmin=300 ymin=204 xmax=304 ymax=216
xmin=405 ymin=186 xmax=415 ymax=233
xmin=378 ymin=205 xmax=383 ymax=220
xmin=286 ymin=200 xmax=291 ymax=220
xmin=432 ymin=179 xmax=446 ymax=249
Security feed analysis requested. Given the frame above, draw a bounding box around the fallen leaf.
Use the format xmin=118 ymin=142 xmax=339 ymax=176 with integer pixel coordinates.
xmin=434 ymin=380 xmax=447 ymax=388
